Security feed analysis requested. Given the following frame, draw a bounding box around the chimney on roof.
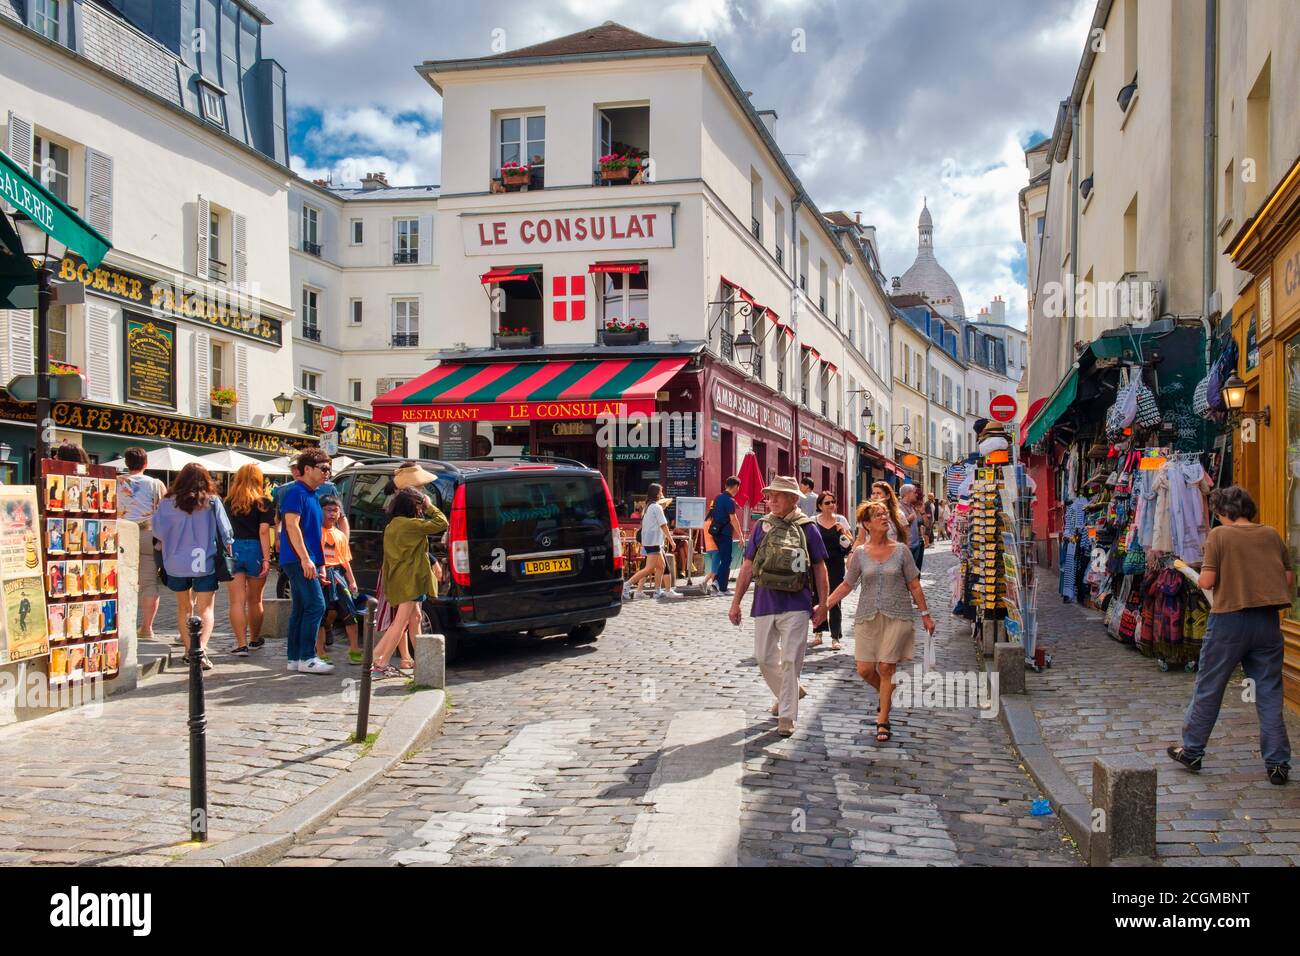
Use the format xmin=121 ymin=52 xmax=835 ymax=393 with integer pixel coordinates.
xmin=311 ymin=178 xmax=329 ymax=188
xmin=989 ymin=297 xmax=1007 ymax=324
xmin=854 ymin=211 xmax=861 ymax=224
xmin=756 ymin=109 xmax=778 ymax=140
xmin=891 ymin=276 xmax=901 ymax=293
xmin=361 ymin=171 xmax=389 ymax=191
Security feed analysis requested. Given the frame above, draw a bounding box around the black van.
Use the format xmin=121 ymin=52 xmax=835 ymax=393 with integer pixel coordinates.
xmin=332 ymin=457 xmax=623 ymax=661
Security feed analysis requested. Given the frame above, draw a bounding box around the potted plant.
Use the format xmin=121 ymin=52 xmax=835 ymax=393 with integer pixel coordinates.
xmin=599 ymin=153 xmax=644 ymax=183
xmin=601 ymin=318 xmax=648 ymax=345
xmin=495 ymin=326 xmax=535 ymax=349
xmin=210 ymin=385 xmax=238 ymax=408
xmin=500 ymin=161 xmax=531 ymax=187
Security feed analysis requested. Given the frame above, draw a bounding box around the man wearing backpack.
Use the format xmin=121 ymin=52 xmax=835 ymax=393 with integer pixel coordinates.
xmin=728 ymin=476 xmax=829 ymax=737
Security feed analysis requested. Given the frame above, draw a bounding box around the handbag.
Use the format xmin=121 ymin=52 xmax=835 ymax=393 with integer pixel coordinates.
xmin=1133 ymin=369 xmax=1161 ymax=429
xmin=211 ymin=499 xmax=235 ymax=583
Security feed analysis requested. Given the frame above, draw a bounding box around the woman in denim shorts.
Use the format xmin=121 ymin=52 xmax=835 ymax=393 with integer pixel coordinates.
xmin=225 ymin=464 xmax=275 ymax=656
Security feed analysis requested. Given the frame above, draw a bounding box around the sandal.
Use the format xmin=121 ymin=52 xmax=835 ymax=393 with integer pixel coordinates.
xmin=875 ymin=721 xmax=892 ymax=742
xmin=831 ymin=639 xmax=842 ymax=651
xmin=370 ymin=665 xmax=401 ymax=680
xmin=808 ymin=636 xmax=823 ymax=648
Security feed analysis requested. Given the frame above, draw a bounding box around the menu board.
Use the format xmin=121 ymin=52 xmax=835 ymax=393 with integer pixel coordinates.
xmin=39 ymin=460 xmax=120 ymax=682
xmin=0 ymin=486 xmax=49 ymax=665
xmin=123 ymin=313 xmax=177 ymax=408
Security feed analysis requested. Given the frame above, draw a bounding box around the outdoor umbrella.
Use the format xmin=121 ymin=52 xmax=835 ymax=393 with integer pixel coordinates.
xmin=330 ymin=455 xmax=357 ymax=473
xmin=257 ymin=456 xmax=295 ymax=477
xmin=197 ymin=449 xmax=262 ymax=474
xmin=735 ymin=451 xmax=765 ymax=509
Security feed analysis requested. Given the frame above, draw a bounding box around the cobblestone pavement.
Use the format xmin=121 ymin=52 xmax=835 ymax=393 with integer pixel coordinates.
xmin=281 ymin=548 xmax=1080 ymax=867
xmin=0 ymin=628 xmax=409 ymax=866
xmin=1030 ymin=593 xmax=1300 ymax=866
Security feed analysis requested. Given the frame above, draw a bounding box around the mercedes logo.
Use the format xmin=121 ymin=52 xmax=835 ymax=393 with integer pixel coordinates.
xmin=541 ymin=536 xmax=552 ymax=547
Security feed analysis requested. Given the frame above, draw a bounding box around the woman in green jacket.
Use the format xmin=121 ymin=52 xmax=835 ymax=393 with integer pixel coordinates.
xmin=371 ymin=486 xmax=449 ymax=679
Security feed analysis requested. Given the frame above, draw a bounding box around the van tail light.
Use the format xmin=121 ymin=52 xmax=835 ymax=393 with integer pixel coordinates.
xmin=601 ymin=476 xmax=623 ymax=572
xmin=450 ymin=483 xmax=471 ymax=587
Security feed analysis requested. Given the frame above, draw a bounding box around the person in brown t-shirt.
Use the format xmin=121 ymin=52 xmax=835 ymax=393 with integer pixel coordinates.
xmin=1169 ymin=486 xmax=1294 ymax=785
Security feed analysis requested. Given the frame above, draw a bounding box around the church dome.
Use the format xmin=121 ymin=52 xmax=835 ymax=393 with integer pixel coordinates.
xmin=898 ymin=200 xmax=964 ymax=317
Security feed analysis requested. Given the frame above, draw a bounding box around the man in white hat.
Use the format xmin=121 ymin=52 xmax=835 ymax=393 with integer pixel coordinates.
xmin=728 ymin=476 xmax=828 ymax=737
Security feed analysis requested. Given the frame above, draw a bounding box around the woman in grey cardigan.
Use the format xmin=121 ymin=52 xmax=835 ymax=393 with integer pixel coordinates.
xmin=826 ymin=500 xmax=935 ymax=742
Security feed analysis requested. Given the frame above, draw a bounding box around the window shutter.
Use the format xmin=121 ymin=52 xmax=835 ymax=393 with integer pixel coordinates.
xmin=2 ymin=310 xmax=35 ymax=382
xmin=85 ymin=303 xmax=113 ymax=401
xmin=196 ymin=195 xmax=210 ymax=279
xmin=193 ymin=331 xmax=211 ymax=418
xmin=234 ymin=343 xmax=250 ymax=424
xmin=232 ymin=212 xmax=247 ymax=286
xmin=418 ymin=214 xmax=433 ymax=265
xmin=5 ymin=112 xmax=32 ymax=169
xmin=84 ymin=148 xmax=114 ymax=240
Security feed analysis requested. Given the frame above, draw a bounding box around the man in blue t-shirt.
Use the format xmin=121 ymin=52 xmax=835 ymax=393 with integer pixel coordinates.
xmin=279 ymin=449 xmax=334 ymax=674
xmin=728 ymin=476 xmax=828 ymax=738
xmin=272 ymin=463 xmax=347 ymax=538
xmin=709 ymin=477 xmax=743 ymax=595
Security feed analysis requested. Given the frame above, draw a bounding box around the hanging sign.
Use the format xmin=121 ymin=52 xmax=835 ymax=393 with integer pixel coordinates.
xmin=123 ymin=313 xmax=177 ymax=409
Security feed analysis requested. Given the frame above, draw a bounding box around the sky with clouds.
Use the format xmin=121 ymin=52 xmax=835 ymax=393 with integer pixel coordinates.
xmin=261 ymin=0 xmax=1097 ymax=329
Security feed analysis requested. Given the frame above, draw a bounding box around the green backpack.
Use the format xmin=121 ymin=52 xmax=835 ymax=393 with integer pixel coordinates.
xmin=753 ymin=511 xmax=815 ymax=592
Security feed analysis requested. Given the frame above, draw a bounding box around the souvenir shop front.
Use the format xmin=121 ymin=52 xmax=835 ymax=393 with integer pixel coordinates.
xmin=1225 ymin=151 xmax=1300 ymax=711
xmin=1019 ymin=319 xmax=1225 ymax=672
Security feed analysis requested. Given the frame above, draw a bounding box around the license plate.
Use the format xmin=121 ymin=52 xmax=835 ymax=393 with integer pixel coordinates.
xmin=522 ymin=557 xmax=572 ymax=576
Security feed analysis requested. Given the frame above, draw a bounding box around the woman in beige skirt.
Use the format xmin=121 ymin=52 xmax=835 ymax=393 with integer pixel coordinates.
xmin=826 ymin=500 xmax=936 ymax=741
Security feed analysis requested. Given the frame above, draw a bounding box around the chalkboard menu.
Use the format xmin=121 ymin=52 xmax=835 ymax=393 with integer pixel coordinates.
xmin=665 ymin=446 xmax=698 ymax=498
xmin=439 ymin=421 xmax=473 ymax=459
xmin=123 ymin=313 xmax=176 ymax=409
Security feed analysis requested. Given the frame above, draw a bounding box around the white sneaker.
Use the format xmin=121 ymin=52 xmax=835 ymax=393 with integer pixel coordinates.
xmin=286 ymin=660 xmax=299 ymax=672
xmin=301 ymin=657 xmax=335 ymax=674
xmin=656 ymin=589 xmax=684 ymax=601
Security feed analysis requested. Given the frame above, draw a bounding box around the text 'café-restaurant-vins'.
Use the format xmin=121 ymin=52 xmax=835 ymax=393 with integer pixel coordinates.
xmin=373 ymin=213 xmax=854 ymax=514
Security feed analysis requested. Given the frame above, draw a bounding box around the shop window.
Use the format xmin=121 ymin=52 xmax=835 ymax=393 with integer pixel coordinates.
xmin=599 ymin=267 xmax=649 ymax=330
xmin=595 ymin=106 xmax=649 ymax=185
xmin=1287 ymin=334 xmax=1300 ymax=623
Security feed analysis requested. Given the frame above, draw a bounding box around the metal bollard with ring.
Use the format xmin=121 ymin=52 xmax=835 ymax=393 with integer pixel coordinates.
xmin=186 ymin=614 xmax=208 ymax=843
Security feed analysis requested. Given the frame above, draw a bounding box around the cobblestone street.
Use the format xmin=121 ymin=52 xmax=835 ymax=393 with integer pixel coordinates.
xmin=280 ymin=548 xmax=1080 ymax=867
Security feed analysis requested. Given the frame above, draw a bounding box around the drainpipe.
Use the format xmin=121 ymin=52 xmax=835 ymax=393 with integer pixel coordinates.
xmin=1202 ymin=0 xmax=1217 ymax=370
xmin=1068 ymin=103 xmax=1080 ymax=371
xmin=791 ymin=192 xmax=804 ymax=476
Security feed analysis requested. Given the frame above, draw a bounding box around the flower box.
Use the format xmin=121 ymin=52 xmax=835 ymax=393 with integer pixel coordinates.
xmin=601 ymin=166 xmax=633 ymax=183
xmin=495 ymin=332 xmax=535 ymax=350
xmin=601 ymin=329 xmax=646 ymax=346
xmin=500 ymin=163 xmax=531 ymax=188
xmin=210 ymin=387 xmax=238 ymax=408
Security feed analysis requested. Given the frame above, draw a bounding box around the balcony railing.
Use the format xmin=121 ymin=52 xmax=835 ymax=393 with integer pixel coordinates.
xmin=751 ymin=217 xmax=761 ymax=241
xmin=302 ymin=239 xmax=322 ymax=257
xmin=799 ymin=275 xmax=807 ymax=291
xmin=819 ymin=296 xmax=826 ymax=313
xmin=393 ymin=249 xmax=418 ymax=264
xmin=775 ymin=247 xmax=783 ymax=268
xmin=750 ymin=350 xmax=763 ymax=379
xmin=720 ymin=328 xmax=734 ymax=362
xmin=302 ymin=324 xmax=321 ymax=342
xmin=207 ymin=259 xmax=226 ymax=281
xmin=391 ymin=332 xmax=419 ymax=347
xmin=776 ymin=367 xmax=785 ymax=393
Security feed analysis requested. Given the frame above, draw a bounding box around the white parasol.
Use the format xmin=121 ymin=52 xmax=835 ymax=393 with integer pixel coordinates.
xmin=197 ymin=449 xmax=264 ymax=474
xmin=102 ymin=447 xmax=206 ymax=472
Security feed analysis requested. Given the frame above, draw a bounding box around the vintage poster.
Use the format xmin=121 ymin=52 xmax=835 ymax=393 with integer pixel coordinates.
xmin=48 ymin=603 xmax=65 ymax=642
xmin=104 ymin=638 xmax=119 ymax=675
xmin=102 ymin=599 xmax=117 ymax=634
xmin=46 ymin=518 xmax=65 ymax=554
xmin=47 ymin=561 xmax=66 ymax=598
xmin=84 ymin=602 xmax=102 ymax=638
xmin=85 ymin=519 xmax=100 ymax=554
xmin=45 ymin=473 xmax=64 ymax=512
xmin=102 ymin=560 xmax=117 ymax=594
xmin=64 ymin=476 xmax=82 ymax=513
xmin=67 ymin=643 xmax=85 ymax=681
xmin=0 ymin=486 xmax=49 ymax=665
xmin=100 ymin=478 xmax=117 ymax=514
xmin=49 ymin=646 xmax=68 ymax=686
xmin=66 ymin=518 xmax=83 ymax=555
xmin=84 ymin=561 xmax=100 ymax=596
xmin=66 ymin=603 xmax=84 ymax=642
xmin=65 ymin=560 xmax=83 ymax=598
xmin=101 ymin=520 xmax=117 ymax=554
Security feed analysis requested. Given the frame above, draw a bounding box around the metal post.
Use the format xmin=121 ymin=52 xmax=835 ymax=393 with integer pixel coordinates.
xmin=186 ymin=614 xmax=207 ymax=842
xmin=34 ymin=265 xmax=52 ymax=465
xmin=355 ymin=597 xmax=377 ymax=742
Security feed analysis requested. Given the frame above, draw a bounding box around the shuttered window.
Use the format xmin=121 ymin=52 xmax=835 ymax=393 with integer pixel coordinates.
xmin=85 ymin=303 xmax=113 ymax=402
xmin=85 ymin=148 xmax=113 ymax=239
xmin=192 ymin=331 xmax=211 ymax=418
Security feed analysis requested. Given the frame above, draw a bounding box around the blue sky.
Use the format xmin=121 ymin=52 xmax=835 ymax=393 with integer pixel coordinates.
xmin=263 ymin=0 xmax=1097 ymax=328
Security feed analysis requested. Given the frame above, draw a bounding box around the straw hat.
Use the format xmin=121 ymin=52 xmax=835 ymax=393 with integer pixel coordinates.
xmin=761 ymin=475 xmax=802 ymax=496
xmin=393 ymin=463 xmax=437 ymax=489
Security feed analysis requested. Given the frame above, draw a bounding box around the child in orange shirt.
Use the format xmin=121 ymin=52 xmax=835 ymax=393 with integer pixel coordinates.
xmin=318 ymin=496 xmax=363 ymax=665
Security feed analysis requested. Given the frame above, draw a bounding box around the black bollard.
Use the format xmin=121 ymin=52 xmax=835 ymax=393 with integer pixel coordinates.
xmin=186 ymin=614 xmax=208 ymax=843
xmin=355 ymin=597 xmax=378 ymax=743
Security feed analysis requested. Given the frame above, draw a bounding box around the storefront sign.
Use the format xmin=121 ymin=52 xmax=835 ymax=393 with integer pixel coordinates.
xmin=305 ymin=402 xmax=406 ymax=457
xmin=611 ymin=446 xmax=657 ymax=462
xmin=56 ymin=254 xmax=283 ymax=346
xmin=123 ymin=313 xmax=176 ymax=409
xmin=0 ymin=397 xmax=315 ymax=455
xmin=712 ymin=380 xmax=793 ymax=439
xmin=546 ymin=422 xmax=594 ymax=437
xmin=462 ymin=205 xmax=676 ymax=256
xmin=1277 ymin=230 xmax=1300 ymax=329
xmin=798 ymin=424 xmax=847 ymax=462
xmin=382 ymin=400 xmax=647 ymax=423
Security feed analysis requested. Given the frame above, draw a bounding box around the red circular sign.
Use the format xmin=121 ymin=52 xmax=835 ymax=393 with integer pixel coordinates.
xmin=320 ymin=405 xmax=338 ymax=432
xmin=989 ymin=394 xmax=1017 ymax=423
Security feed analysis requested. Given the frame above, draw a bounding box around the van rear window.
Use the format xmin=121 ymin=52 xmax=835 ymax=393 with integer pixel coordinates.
xmin=467 ymin=476 xmax=607 ymax=540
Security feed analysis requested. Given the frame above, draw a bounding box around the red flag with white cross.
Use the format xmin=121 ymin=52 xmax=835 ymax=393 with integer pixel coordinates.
xmin=552 ymin=275 xmax=586 ymax=321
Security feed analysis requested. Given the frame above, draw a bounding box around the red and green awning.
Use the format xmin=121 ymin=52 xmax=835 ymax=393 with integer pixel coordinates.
xmin=372 ymin=356 xmax=688 ymax=424
xmin=480 ymin=265 xmax=539 ymax=284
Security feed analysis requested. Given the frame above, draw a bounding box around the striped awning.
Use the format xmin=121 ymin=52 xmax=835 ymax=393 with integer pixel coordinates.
xmin=372 ymin=356 xmax=688 ymax=424
xmin=480 ymin=265 xmax=539 ymax=284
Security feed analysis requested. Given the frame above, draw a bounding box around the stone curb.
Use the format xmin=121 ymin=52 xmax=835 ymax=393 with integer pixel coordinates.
xmin=176 ymin=687 xmax=447 ymax=867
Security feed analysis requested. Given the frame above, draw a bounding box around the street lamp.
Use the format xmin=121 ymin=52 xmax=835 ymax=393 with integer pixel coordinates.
xmin=12 ymin=212 xmax=59 ymax=465
xmin=0 ymin=442 xmax=10 ymax=462
xmin=270 ymin=392 xmax=294 ymax=422
xmin=1220 ymin=372 xmax=1270 ymax=427
xmin=892 ymin=424 xmax=912 ymax=449
xmin=732 ymin=328 xmax=757 ymax=369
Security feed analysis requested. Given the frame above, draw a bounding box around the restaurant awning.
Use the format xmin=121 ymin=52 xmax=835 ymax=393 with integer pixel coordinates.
xmin=480 ymin=265 xmax=540 ymax=283
xmin=720 ymin=275 xmax=755 ymax=305
xmin=0 ymin=147 xmax=110 ymax=270
xmin=1021 ymin=366 xmax=1079 ymax=448
xmin=372 ymin=356 xmax=689 ymax=423
xmin=589 ymin=261 xmax=641 ymax=274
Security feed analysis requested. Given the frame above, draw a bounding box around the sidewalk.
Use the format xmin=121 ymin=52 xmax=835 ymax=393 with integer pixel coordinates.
xmin=1028 ymin=595 xmax=1300 ymax=865
xmin=0 ymin=630 xmax=416 ymax=866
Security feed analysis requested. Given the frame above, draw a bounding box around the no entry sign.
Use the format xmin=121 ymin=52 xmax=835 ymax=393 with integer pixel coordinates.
xmin=989 ymin=394 xmax=1017 ymax=423
xmin=320 ymin=405 xmax=338 ymax=432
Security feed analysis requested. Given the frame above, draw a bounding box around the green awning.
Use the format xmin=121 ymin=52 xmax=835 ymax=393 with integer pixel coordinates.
xmin=0 ymin=148 xmax=110 ymax=269
xmin=1022 ymin=366 xmax=1079 ymax=447
xmin=0 ymin=207 xmax=38 ymax=309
